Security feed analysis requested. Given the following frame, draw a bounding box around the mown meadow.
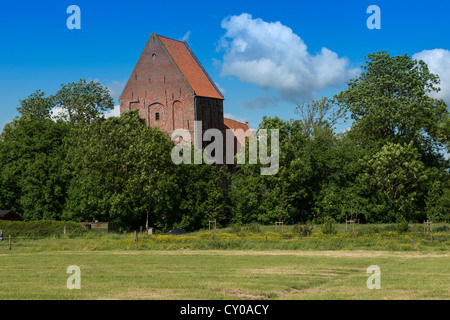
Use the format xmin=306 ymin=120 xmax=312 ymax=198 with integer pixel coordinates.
xmin=0 ymin=221 xmax=448 ymax=300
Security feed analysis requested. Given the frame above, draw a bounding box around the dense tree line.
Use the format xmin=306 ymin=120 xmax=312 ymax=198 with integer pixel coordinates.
xmin=0 ymin=52 xmax=449 ymax=231
xmin=231 ymin=52 xmax=450 ymax=225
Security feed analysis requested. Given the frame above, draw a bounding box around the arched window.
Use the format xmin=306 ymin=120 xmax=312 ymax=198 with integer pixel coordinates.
xmin=155 ymin=112 xmax=160 ymax=121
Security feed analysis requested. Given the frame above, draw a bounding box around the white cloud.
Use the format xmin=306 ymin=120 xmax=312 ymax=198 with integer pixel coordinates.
xmin=179 ymin=31 xmax=191 ymax=42
xmin=105 ymin=80 xmax=126 ymax=101
xmin=50 ymin=105 xmax=121 ymax=121
xmin=413 ymin=49 xmax=450 ymax=105
xmin=218 ymin=13 xmax=359 ymax=105
xmin=104 ymin=105 xmax=121 ymax=118
xmin=215 ymin=82 xmax=226 ymax=95
xmin=224 ymin=112 xmax=248 ymax=124
xmin=50 ymin=106 xmax=69 ymax=121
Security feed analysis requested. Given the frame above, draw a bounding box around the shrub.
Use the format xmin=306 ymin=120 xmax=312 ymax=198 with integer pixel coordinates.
xmin=243 ymin=222 xmax=261 ymax=233
xmin=229 ymin=223 xmax=242 ymax=234
xmin=0 ymin=220 xmax=88 ymax=238
xmin=434 ymin=224 xmax=449 ymax=233
xmin=396 ymin=219 xmax=409 ymax=233
xmin=321 ymin=217 xmax=337 ymax=235
xmin=293 ymin=223 xmax=314 ymax=236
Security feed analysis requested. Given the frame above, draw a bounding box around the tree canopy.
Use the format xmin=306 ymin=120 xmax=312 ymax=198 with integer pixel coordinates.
xmin=1 ymin=51 xmax=449 ymax=230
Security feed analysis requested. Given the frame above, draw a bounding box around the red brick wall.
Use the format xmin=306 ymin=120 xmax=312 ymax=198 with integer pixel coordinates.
xmin=119 ymin=34 xmax=196 ymax=134
xmin=119 ymin=34 xmax=225 ymax=149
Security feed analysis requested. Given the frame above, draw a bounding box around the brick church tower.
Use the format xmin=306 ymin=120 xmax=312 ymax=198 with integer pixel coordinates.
xmin=120 ymin=33 xmax=244 ymax=148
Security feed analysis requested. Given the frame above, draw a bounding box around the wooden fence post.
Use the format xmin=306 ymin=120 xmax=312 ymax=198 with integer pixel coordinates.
xmin=134 ymin=231 xmax=138 ymax=243
xmin=275 ymin=221 xmax=284 ymax=233
xmin=9 ymin=234 xmax=11 ymax=250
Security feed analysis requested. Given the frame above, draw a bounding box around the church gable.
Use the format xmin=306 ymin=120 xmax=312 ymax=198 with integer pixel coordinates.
xmin=119 ymin=34 xmax=195 ymax=132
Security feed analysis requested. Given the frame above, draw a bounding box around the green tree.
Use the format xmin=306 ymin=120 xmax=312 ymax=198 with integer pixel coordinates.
xmin=62 ymin=111 xmax=178 ymax=230
xmin=17 ymin=90 xmax=54 ymax=119
xmin=0 ymin=115 xmax=69 ymax=220
xmin=336 ymin=51 xmax=450 ymax=164
xmin=230 ymin=116 xmax=313 ymax=224
xmin=356 ymin=141 xmax=428 ymax=222
xmin=175 ymin=164 xmax=230 ymax=231
xmin=53 ymin=79 xmax=114 ymax=124
xmin=425 ymin=176 xmax=450 ymax=222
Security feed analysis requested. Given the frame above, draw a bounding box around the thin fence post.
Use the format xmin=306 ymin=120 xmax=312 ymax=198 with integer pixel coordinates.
xmin=265 ymin=236 xmax=268 ymax=247
xmin=9 ymin=234 xmax=11 ymax=250
xmin=411 ymin=236 xmax=414 ymax=248
xmin=134 ymin=230 xmax=138 ymax=243
xmin=64 ymin=225 xmax=66 ymax=235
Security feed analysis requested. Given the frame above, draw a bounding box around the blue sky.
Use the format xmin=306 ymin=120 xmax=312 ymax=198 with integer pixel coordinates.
xmin=1 ymin=0 xmax=450 ymax=134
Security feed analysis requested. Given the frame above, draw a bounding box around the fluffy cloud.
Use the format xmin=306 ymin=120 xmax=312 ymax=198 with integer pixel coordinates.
xmin=50 ymin=106 xmax=69 ymax=121
xmin=215 ymin=82 xmax=226 ymax=95
xmin=224 ymin=112 xmax=248 ymax=124
xmin=104 ymin=104 xmax=121 ymax=118
xmin=218 ymin=13 xmax=358 ymax=106
xmin=50 ymin=104 xmax=121 ymax=121
xmin=413 ymin=49 xmax=450 ymax=105
xmin=105 ymin=80 xmax=126 ymax=101
xmin=179 ymin=31 xmax=191 ymax=42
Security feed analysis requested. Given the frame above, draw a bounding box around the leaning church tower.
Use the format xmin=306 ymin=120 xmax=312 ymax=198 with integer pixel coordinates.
xmin=119 ymin=33 xmax=226 ymax=147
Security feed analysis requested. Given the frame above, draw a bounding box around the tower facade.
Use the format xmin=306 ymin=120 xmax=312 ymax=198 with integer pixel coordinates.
xmin=119 ymin=33 xmax=226 ymax=146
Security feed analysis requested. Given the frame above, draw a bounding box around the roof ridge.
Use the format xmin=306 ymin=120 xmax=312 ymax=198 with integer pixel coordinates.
xmin=224 ymin=117 xmax=247 ymax=123
xmin=156 ymin=34 xmax=186 ymax=44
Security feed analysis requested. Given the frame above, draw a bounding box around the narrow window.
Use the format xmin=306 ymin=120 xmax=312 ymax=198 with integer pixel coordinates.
xmin=155 ymin=112 xmax=160 ymax=121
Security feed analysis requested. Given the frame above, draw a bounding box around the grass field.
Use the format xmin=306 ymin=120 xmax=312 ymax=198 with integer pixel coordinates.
xmin=0 ymin=222 xmax=449 ymax=300
xmin=0 ymin=250 xmax=448 ymax=299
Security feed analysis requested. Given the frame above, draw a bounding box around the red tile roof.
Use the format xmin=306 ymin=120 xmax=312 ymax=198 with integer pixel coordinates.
xmin=224 ymin=118 xmax=250 ymax=132
xmin=224 ymin=118 xmax=250 ymax=147
xmin=158 ymin=35 xmax=223 ymax=100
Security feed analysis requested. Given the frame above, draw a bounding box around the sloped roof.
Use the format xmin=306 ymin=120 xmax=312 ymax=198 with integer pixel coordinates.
xmin=224 ymin=118 xmax=251 ymax=148
xmin=0 ymin=210 xmax=14 ymax=217
xmin=158 ymin=35 xmax=224 ymax=100
xmin=224 ymin=118 xmax=250 ymax=132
